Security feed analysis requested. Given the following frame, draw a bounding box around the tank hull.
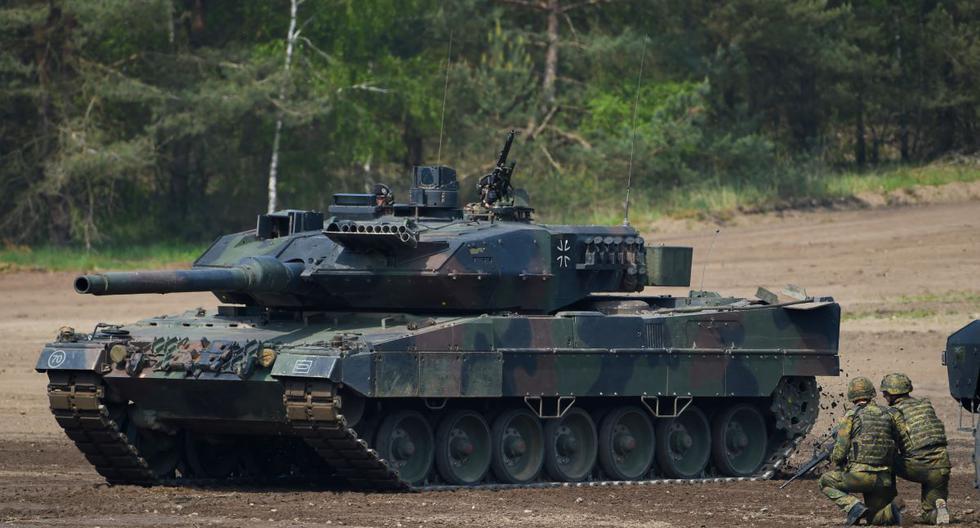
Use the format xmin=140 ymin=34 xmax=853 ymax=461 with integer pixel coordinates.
xmin=38 ymin=298 xmax=839 ymax=489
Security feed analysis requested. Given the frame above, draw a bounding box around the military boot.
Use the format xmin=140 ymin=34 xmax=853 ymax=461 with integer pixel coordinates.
xmin=845 ymin=502 xmax=868 ymax=526
xmin=934 ymin=498 xmax=949 ymax=525
xmin=890 ymin=497 xmax=904 ymax=526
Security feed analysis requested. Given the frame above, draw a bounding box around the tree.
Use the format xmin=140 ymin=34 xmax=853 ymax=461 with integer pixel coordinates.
xmin=267 ymin=0 xmax=303 ymax=214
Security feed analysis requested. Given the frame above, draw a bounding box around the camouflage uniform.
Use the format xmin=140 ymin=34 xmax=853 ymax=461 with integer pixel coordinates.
xmin=819 ymin=378 xmax=902 ymax=525
xmin=881 ymin=374 xmax=951 ymax=525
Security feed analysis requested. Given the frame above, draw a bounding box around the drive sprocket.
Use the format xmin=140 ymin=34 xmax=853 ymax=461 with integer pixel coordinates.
xmin=769 ymin=376 xmax=819 ymax=436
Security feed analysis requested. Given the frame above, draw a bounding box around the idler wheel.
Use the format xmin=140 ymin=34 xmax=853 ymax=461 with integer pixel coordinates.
xmin=376 ymin=410 xmax=434 ymax=485
xmin=543 ymin=408 xmax=597 ymax=482
xmin=124 ymin=421 xmax=179 ymax=479
xmin=435 ymin=410 xmax=491 ymax=485
xmin=490 ymin=408 xmax=544 ymax=484
xmin=338 ymin=391 xmax=366 ymax=429
xmin=183 ymin=433 xmax=243 ymax=479
xmin=598 ymin=406 xmax=654 ymax=480
xmin=655 ymin=405 xmax=711 ymax=479
xmin=711 ymin=403 xmax=768 ymax=477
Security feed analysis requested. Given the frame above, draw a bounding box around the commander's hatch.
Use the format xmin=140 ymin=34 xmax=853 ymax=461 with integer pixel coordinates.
xmin=257 ymin=210 xmax=324 ymax=240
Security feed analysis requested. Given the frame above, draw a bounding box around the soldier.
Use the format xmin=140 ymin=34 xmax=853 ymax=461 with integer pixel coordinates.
xmin=372 ymin=183 xmax=394 ymax=207
xmin=819 ymin=377 xmax=904 ymax=525
xmin=880 ymin=373 xmax=951 ymax=525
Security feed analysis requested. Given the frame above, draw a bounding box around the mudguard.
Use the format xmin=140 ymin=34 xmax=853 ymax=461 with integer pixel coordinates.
xmin=35 ymin=343 xmax=105 ymax=372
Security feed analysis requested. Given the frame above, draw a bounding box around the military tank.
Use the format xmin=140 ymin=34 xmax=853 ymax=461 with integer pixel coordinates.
xmin=37 ymin=132 xmax=840 ymax=490
xmin=944 ymin=320 xmax=979 ymax=488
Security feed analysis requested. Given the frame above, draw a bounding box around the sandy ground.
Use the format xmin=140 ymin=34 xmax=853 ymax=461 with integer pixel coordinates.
xmin=1 ymin=200 xmax=978 ymax=527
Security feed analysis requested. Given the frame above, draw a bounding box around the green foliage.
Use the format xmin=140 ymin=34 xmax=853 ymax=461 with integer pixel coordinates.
xmin=0 ymin=242 xmax=204 ymax=272
xmin=0 ymin=0 xmax=978 ymax=249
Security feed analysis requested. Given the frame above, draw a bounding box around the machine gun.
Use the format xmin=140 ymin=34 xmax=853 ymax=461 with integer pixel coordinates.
xmin=779 ymin=430 xmax=838 ymax=489
xmin=478 ymin=130 xmax=518 ymax=207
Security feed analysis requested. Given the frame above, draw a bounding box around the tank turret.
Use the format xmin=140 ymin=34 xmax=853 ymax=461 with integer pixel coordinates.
xmin=75 ymin=133 xmax=693 ymax=313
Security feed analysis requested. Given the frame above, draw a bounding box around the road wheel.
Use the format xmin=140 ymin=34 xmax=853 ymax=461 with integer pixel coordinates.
xmin=655 ymin=405 xmax=711 ymax=479
xmin=711 ymin=403 xmax=768 ymax=477
xmin=598 ymin=406 xmax=654 ymax=480
xmin=376 ymin=410 xmax=434 ymax=486
xmin=490 ymin=408 xmax=544 ymax=484
xmin=435 ymin=410 xmax=491 ymax=485
xmin=543 ymin=407 xmax=597 ymax=482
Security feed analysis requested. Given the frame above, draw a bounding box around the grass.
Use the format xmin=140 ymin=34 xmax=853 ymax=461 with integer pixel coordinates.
xmin=842 ymin=308 xmax=940 ymax=321
xmin=843 ymin=289 xmax=980 ymax=321
xmin=0 ymin=242 xmax=206 ymax=273
xmin=821 ymin=162 xmax=980 ymax=196
xmin=544 ymin=161 xmax=980 ymax=225
xmin=896 ymin=291 xmax=980 ymax=304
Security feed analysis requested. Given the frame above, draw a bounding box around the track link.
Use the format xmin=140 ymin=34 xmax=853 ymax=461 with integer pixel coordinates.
xmin=46 ymin=372 xmax=159 ymax=486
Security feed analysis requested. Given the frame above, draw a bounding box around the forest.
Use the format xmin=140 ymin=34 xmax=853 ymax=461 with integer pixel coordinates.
xmin=1 ymin=0 xmax=978 ymax=250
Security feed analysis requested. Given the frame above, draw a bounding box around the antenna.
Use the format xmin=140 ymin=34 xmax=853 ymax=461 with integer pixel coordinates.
xmin=623 ymin=38 xmax=647 ymax=227
xmin=699 ymin=228 xmax=721 ymax=292
xmin=436 ymin=30 xmax=454 ymax=166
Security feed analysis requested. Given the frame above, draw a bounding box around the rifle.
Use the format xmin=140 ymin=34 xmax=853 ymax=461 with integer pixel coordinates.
xmin=478 ymin=130 xmax=518 ymax=206
xmin=779 ymin=431 xmax=838 ymax=489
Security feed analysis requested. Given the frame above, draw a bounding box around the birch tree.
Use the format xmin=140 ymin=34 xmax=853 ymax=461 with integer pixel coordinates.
xmin=267 ymin=0 xmax=303 ymax=214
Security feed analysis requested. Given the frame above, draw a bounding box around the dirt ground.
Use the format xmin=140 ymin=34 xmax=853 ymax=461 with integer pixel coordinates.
xmin=1 ymin=200 xmax=978 ymax=527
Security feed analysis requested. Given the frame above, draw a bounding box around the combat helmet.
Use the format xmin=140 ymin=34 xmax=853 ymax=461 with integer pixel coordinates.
xmin=880 ymin=373 xmax=913 ymax=396
xmin=847 ymin=377 xmax=876 ymax=402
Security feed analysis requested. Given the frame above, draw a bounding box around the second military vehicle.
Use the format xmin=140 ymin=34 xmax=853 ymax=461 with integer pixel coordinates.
xmin=945 ymin=320 xmax=980 ymax=488
xmin=37 ymin=132 xmax=840 ymax=490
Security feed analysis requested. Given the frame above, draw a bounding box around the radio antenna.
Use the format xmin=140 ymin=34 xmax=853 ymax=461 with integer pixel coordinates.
xmin=623 ymin=38 xmax=647 ymax=227
xmin=699 ymin=228 xmax=721 ymax=292
xmin=436 ymin=30 xmax=454 ymax=166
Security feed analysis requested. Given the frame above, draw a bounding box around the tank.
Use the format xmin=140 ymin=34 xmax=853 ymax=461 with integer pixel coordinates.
xmin=36 ymin=132 xmax=841 ymax=490
xmin=944 ymin=320 xmax=979 ymax=488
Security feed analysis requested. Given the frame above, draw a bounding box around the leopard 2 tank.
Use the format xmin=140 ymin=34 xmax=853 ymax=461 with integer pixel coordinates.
xmin=37 ymin=131 xmax=840 ymax=490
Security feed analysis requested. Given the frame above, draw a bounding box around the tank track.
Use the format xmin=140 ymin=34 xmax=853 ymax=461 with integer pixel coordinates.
xmin=45 ymin=372 xmax=159 ymax=486
xmin=46 ymin=375 xmax=809 ymax=491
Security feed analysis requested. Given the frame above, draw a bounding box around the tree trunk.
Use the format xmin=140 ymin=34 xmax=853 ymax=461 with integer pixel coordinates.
xmin=169 ymin=139 xmax=191 ymax=228
xmin=35 ymin=5 xmax=74 ymax=245
xmin=403 ymin=117 xmax=424 ymax=168
xmin=542 ymin=0 xmax=559 ymax=105
xmin=793 ymin=74 xmax=818 ymax=152
xmin=855 ymin=91 xmax=866 ymax=168
xmin=267 ymin=0 xmax=300 ymax=214
xmin=899 ymin=111 xmax=910 ymax=162
xmin=870 ymin=126 xmax=880 ymax=165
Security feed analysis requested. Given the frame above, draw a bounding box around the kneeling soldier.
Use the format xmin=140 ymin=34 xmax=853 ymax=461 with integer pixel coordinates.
xmin=881 ymin=373 xmax=951 ymax=525
xmin=819 ymin=377 xmax=904 ymax=525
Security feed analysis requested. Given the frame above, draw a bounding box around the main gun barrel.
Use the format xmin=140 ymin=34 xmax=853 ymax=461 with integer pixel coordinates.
xmin=74 ymin=257 xmax=303 ymax=296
